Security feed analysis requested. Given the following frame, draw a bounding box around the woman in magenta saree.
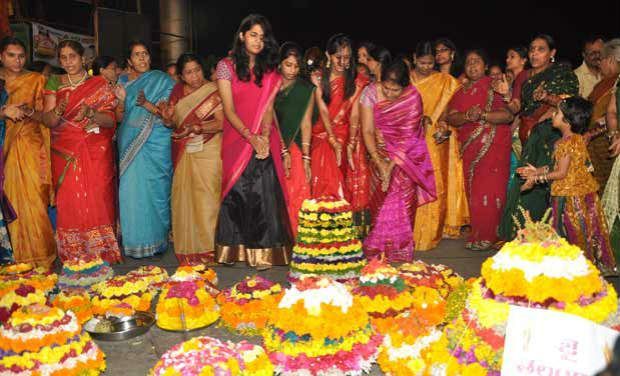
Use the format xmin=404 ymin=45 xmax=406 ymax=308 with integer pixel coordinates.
xmin=43 ymin=41 xmax=121 ymax=263
xmin=215 ymin=15 xmax=292 ymax=269
xmin=447 ymin=50 xmax=513 ymax=251
xmin=362 ymin=60 xmax=436 ymax=262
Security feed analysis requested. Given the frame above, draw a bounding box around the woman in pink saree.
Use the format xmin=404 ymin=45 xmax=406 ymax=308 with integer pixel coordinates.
xmin=362 ymin=60 xmax=436 ymax=262
xmin=215 ymin=15 xmax=292 ymax=270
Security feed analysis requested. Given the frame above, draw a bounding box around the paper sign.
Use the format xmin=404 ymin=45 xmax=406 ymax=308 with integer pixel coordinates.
xmin=502 ymin=305 xmax=618 ymax=375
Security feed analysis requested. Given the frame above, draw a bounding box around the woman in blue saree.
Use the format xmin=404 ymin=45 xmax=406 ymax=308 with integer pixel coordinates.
xmin=116 ymin=41 xmax=175 ymax=258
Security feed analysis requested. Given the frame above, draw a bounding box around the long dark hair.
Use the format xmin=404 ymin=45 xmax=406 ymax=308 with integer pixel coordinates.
xmin=382 ymin=59 xmax=410 ymax=88
xmin=433 ymin=37 xmax=462 ymax=77
xmin=279 ymin=42 xmax=303 ymax=65
xmin=321 ymin=33 xmax=356 ymax=104
xmin=415 ymin=41 xmax=434 ymax=58
xmin=91 ymin=55 xmax=116 ymax=76
xmin=231 ymin=14 xmax=278 ymax=87
xmin=368 ymin=45 xmax=391 ymax=69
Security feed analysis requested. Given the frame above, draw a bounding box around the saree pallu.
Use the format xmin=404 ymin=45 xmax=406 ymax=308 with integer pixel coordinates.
xmin=274 ymin=79 xmax=313 ymax=237
xmin=170 ymin=82 xmax=222 ymax=265
xmin=0 ymin=87 xmax=14 ymax=264
xmin=363 ymin=84 xmax=436 ymax=262
xmin=310 ymin=76 xmax=366 ymax=201
xmin=552 ymin=193 xmax=617 ymax=275
xmin=411 ymin=72 xmax=468 ymax=250
xmin=215 ymin=59 xmax=292 ymax=267
xmin=117 ymin=70 xmax=174 ymax=258
xmin=603 ymin=83 xmax=620 ymax=264
xmin=587 ymin=75 xmax=618 ymax=192
xmin=3 ymin=72 xmax=56 ymax=267
xmin=499 ymin=64 xmax=579 ymax=240
xmin=450 ymin=77 xmax=511 ymax=248
xmin=48 ymin=75 xmax=121 ymax=264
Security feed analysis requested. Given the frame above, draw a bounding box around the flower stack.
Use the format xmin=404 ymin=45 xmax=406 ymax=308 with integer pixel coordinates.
xmin=217 ymin=275 xmax=282 ymax=335
xmin=398 ymin=261 xmax=463 ymax=299
xmin=126 ymin=265 xmax=169 ymax=292
xmin=53 ymin=288 xmax=94 ymax=324
xmin=431 ymin=217 xmax=620 ymax=375
xmin=352 ymin=258 xmax=415 ymax=327
xmin=149 ymin=336 xmax=273 ymax=376
xmin=264 ymin=275 xmax=382 ymax=375
xmin=289 ymin=198 xmax=367 ymax=283
xmin=0 ymin=263 xmax=57 ymax=323
xmin=90 ymin=275 xmax=153 ymax=316
xmin=58 ymin=255 xmax=114 ymax=289
xmin=0 ymin=304 xmax=106 ymax=375
xmin=155 ymin=266 xmax=220 ymax=331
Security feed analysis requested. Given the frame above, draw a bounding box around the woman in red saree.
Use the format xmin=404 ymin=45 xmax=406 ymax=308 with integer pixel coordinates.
xmin=447 ymin=50 xmax=514 ymax=251
xmin=43 ymin=40 xmax=121 ymax=263
xmin=311 ymin=34 xmax=369 ymax=234
xmin=215 ymin=15 xmax=292 ymax=270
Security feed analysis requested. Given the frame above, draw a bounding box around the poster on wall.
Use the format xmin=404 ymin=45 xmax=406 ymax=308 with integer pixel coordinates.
xmin=31 ymin=22 xmax=95 ymax=67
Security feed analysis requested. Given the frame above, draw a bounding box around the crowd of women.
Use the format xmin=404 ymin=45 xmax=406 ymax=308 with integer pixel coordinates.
xmin=0 ymin=13 xmax=618 ymax=275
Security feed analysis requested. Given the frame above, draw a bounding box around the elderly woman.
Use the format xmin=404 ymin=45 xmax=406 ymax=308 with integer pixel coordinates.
xmin=588 ymin=38 xmax=620 ymax=191
xmin=602 ymin=39 xmax=620 ymax=262
xmin=446 ymin=49 xmax=514 ymax=251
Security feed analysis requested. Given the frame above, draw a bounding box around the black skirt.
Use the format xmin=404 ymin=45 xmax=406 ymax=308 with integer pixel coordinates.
xmin=215 ymin=154 xmax=292 ymax=266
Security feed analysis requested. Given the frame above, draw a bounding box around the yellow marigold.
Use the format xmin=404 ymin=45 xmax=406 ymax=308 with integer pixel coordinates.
xmin=481 ymin=259 xmax=603 ymax=303
xmin=357 ymin=292 xmax=415 ymax=315
xmin=561 ymin=283 xmax=618 ymax=323
xmin=467 ymin=279 xmax=510 ymax=328
xmin=268 ymin=300 xmax=369 ymax=339
xmin=461 ymin=362 xmax=489 ymax=376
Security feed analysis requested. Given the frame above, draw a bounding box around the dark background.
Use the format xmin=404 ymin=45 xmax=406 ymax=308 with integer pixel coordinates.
xmin=13 ymin=0 xmax=620 ymax=68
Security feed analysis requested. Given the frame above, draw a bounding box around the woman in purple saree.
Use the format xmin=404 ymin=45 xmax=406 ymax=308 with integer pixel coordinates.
xmin=362 ymin=60 xmax=436 ymax=262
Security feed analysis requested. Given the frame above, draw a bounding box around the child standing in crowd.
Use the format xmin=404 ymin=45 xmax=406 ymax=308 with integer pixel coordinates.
xmin=519 ymin=97 xmax=617 ymax=276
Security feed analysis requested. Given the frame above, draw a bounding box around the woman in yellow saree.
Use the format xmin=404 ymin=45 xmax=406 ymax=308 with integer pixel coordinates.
xmin=411 ymin=42 xmax=468 ymax=250
xmin=165 ymin=53 xmax=223 ymax=265
xmin=0 ymin=37 xmax=56 ymax=267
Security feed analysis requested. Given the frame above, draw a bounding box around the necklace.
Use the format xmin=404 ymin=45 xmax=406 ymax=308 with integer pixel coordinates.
xmin=67 ymin=71 xmax=88 ymax=87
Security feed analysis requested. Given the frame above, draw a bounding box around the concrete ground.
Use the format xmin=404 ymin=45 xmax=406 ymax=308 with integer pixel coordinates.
xmin=93 ymin=239 xmax=620 ymax=375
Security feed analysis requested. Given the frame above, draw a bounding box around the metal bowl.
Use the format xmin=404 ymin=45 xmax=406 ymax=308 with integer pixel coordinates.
xmin=84 ymin=311 xmax=155 ymax=341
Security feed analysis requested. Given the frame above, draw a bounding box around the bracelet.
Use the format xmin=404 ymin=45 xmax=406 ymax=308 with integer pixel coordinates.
xmin=481 ymin=112 xmax=488 ymax=123
xmin=23 ymin=107 xmax=35 ymax=117
xmin=53 ymin=106 xmax=64 ymax=117
xmin=607 ymin=129 xmax=619 ymax=142
xmin=302 ymin=155 xmax=311 ymax=161
xmin=281 ymin=147 xmax=289 ymax=156
xmin=302 ymin=142 xmax=310 ymax=147
xmin=503 ymin=94 xmax=511 ymax=103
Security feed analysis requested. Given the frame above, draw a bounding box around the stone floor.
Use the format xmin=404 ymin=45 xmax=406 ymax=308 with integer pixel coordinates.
xmin=93 ymin=239 xmax=620 ymax=375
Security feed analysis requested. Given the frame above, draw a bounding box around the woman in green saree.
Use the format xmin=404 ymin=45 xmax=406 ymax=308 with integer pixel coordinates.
xmin=499 ymin=34 xmax=578 ymax=240
xmin=274 ymin=42 xmax=314 ymax=237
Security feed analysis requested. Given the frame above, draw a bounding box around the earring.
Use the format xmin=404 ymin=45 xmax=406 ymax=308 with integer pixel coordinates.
xmin=326 ymin=60 xmax=331 ymax=69
xmin=551 ymin=56 xmax=555 ymax=63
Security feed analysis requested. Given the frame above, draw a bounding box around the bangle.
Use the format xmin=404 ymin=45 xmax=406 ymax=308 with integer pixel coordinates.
xmin=481 ymin=112 xmax=488 ymax=123
xmin=302 ymin=155 xmax=311 ymax=161
xmin=302 ymin=142 xmax=310 ymax=147
xmin=281 ymin=147 xmax=289 ymax=156
xmin=503 ymin=94 xmax=511 ymax=103
xmin=23 ymin=107 xmax=35 ymax=117
xmin=607 ymin=129 xmax=619 ymax=142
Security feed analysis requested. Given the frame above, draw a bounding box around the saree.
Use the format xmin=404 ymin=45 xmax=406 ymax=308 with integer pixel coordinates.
xmin=362 ymin=84 xmax=436 ymax=262
xmin=448 ymin=76 xmax=511 ymax=249
xmin=117 ymin=70 xmax=174 ymax=258
xmin=551 ymin=135 xmax=616 ymax=275
xmin=215 ymin=58 xmax=292 ymax=267
xmin=412 ymin=72 xmax=468 ymax=250
xmin=274 ymin=78 xmax=314 ymax=237
xmin=3 ymin=71 xmax=56 ymax=268
xmin=0 ymin=85 xmax=14 ymax=264
xmin=45 ymin=75 xmax=121 ymax=264
xmin=310 ymin=75 xmax=367 ymax=201
xmin=499 ymin=64 xmax=578 ymax=240
xmin=169 ymin=81 xmax=222 ymax=265
xmin=587 ymin=74 xmax=618 ymax=192
xmin=602 ymin=81 xmax=620 ymax=263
